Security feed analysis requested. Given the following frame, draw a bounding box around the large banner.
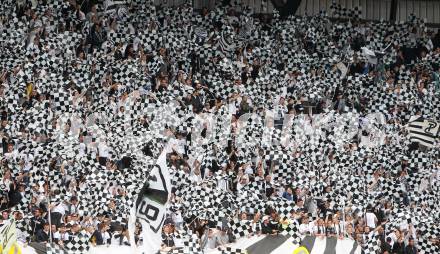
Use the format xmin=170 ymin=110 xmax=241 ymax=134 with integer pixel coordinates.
xmin=209 ymin=235 xmax=361 ymax=254
xmin=128 ymin=148 xmax=172 ymax=254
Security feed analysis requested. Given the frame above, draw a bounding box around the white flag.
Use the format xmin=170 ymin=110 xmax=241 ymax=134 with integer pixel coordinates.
xmin=129 ymin=148 xmax=171 ymax=253
xmin=0 ymin=219 xmax=18 ymax=254
xmin=407 ymin=116 xmax=439 ymax=148
xmin=361 ymin=47 xmax=377 ymax=65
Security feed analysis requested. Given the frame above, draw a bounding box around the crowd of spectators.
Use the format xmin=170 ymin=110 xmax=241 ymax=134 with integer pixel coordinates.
xmin=0 ymin=1 xmax=440 ymax=254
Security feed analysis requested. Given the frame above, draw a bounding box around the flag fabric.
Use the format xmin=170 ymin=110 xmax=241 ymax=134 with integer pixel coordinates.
xmin=330 ymin=2 xmax=362 ymax=19
xmin=217 ymin=246 xmax=247 ymax=254
xmin=0 ymin=219 xmax=19 ymax=254
xmin=46 ymin=243 xmax=66 ymax=254
xmin=207 ymin=235 xmax=361 ymax=254
xmin=297 ymin=235 xmax=362 ymax=254
xmin=362 ymin=231 xmax=381 ymax=254
xmin=407 ymin=116 xmax=439 ymax=147
xmin=128 ymin=147 xmax=172 ymax=254
xmin=218 ymin=31 xmax=235 ymax=54
xmin=361 ymin=47 xmax=377 ymax=65
xmin=434 ymin=72 xmax=440 ymax=92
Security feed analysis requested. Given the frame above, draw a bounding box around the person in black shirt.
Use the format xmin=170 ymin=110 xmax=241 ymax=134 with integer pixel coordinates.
xmin=404 ymin=238 xmax=418 ymax=254
xmin=382 ymin=237 xmax=393 ymax=253
xmin=161 ymin=218 xmax=176 ymax=249
xmin=264 ymin=175 xmax=274 ymax=198
xmin=30 ymin=208 xmax=45 ymax=238
xmin=393 ymin=235 xmax=405 ymax=254
xmin=91 ymin=223 xmax=110 ymax=246
xmin=7 ymin=181 xmax=22 ymax=208
xmin=326 ymin=220 xmax=336 ymax=237
xmin=35 ymin=223 xmax=50 ymax=243
xmin=269 ymin=212 xmax=280 ymax=234
xmin=191 ymin=87 xmax=204 ymax=113
xmin=261 ymin=216 xmax=275 ymax=235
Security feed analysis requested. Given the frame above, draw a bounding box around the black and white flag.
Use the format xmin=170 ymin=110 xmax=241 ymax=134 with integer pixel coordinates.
xmin=407 ymin=116 xmax=439 ymax=148
xmin=218 ymin=31 xmax=235 ymax=54
xmin=128 ymin=148 xmax=171 ymax=253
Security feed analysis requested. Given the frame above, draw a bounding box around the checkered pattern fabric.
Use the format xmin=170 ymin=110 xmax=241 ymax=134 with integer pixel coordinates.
xmin=171 ymin=230 xmax=203 ymax=254
xmin=363 ymin=231 xmax=382 ymax=254
xmin=217 ymin=246 xmax=247 ymax=254
xmin=229 ymin=219 xmax=253 ymax=238
xmin=46 ymin=243 xmax=66 ymax=254
xmin=1 ymin=1 xmax=440 ymax=252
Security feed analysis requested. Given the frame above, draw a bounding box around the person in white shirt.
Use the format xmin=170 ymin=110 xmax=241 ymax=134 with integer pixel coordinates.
xmin=0 ymin=170 xmax=12 ymax=192
xmin=111 ymin=226 xmax=130 ymax=246
xmin=172 ymin=210 xmax=184 ymax=230
xmin=4 ymin=143 xmax=18 ymax=162
xmin=313 ymin=218 xmax=327 ymax=237
xmin=54 ymin=224 xmax=70 ymax=244
xmin=78 ymin=141 xmax=87 ymax=157
xmin=365 ymin=206 xmax=378 ymax=229
xmin=217 ymin=170 xmax=230 ymax=191
xmin=51 ymin=200 xmax=68 ymax=227
xmin=236 ymin=174 xmax=249 ymax=192
xmin=97 ymin=141 xmax=110 ymax=166
xmin=299 ymin=217 xmax=312 ymax=235
xmin=190 ymin=167 xmax=203 ymax=183
xmin=19 ymin=152 xmax=34 ymax=171
xmin=242 ymin=163 xmax=254 ymax=176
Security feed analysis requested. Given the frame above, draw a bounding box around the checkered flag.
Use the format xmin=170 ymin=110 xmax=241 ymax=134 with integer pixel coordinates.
xmin=64 ymin=232 xmax=91 ymax=253
xmin=46 ymin=243 xmax=66 ymax=254
xmin=379 ymin=177 xmax=403 ymax=199
xmin=217 ymin=246 xmax=247 ymax=254
xmin=228 ymin=218 xmax=253 ymax=238
xmin=417 ymin=237 xmax=440 ymax=254
xmin=330 ymin=1 xmax=362 ymax=19
xmin=51 ymin=89 xmax=73 ymax=113
xmin=363 ymin=231 xmax=381 ymax=254
xmin=171 ymin=228 xmax=203 ymax=254
xmin=268 ymin=197 xmax=297 ymax=219
xmin=281 ymin=221 xmax=302 ymax=245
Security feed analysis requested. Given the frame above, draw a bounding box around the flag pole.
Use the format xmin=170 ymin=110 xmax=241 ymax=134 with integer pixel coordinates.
xmin=47 ymin=177 xmax=53 ymax=245
xmin=341 ymin=197 xmax=346 ymax=237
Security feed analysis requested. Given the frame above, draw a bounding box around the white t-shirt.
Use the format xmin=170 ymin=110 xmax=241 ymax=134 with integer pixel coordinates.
xmin=52 ymin=202 xmax=68 ymax=215
xmin=78 ymin=143 xmax=87 ymax=157
xmin=189 ymin=173 xmax=202 ymax=183
xmin=4 ymin=149 xmax=18 ymax=161
xmin=54 ymin=231 xmax=70 ymax=242
xmin=228 ymin=102 xmax=237 ymax=115
xmin=299 ymin=223 xmax=312 ymax=234
xmin=0 ymin=178 xmax=12 ymax=192
xmin=365 ymin=212 xmax=377 ymax=228
xmin=102 ymin=231 xmax=111 ymax=244
xmin=19 ymin=153 xmax=34 ymax=171
xmin=244 ymin=165 xmax=254 ymax=175
xmin=111 ymin=234 xmax=129 ymax=245
xmin=98 ymin=142 xmax=110 ymax=158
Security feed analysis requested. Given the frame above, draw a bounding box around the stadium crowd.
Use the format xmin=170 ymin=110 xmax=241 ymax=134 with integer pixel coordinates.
xmin=0 ymin=0 xmax=440 ymax=254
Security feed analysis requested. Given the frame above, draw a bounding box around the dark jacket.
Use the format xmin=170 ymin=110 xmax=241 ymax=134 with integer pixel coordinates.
xmin=30 ymin=216 xmax=45 ymax=236
xmin=404 ymin=245 xmax=417 ymax=254
xmin=393 ymin=241 xmax=405 ymax=254
xmin=261 ymin=222 xmax=273 ymax=234
xmin=92 ymin=230 xmax=104 ymax=245
xmin=7 ymin=184 xmax=22 ymax=207
xmin=87 ymin=24 xmax=106 ymax=48
xmin=35 ymin=229 xmax=49 ymax=242
xmin=162 ymin=233 xmax=175 ymax=247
